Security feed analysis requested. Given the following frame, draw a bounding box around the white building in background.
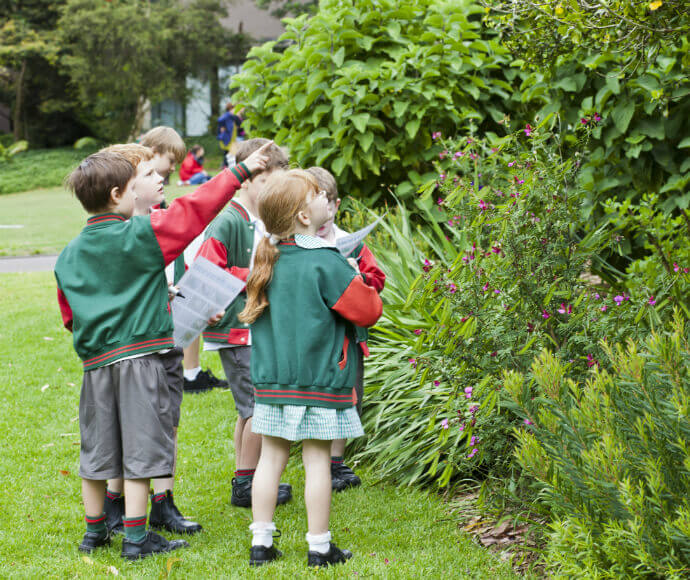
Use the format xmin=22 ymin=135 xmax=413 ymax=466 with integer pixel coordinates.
xmin=147 ymin=0 xmax=289 ymax=136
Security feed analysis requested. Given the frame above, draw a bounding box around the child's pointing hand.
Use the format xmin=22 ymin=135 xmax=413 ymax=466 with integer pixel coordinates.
xmin=242 ymin=140 xmax=275 ymax=174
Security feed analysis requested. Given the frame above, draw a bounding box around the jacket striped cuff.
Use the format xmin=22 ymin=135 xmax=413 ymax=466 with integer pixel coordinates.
xmin=230 ymin=162 xmax=251 ymax=183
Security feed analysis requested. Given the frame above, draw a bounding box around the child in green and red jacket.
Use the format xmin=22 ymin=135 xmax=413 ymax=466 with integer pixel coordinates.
xmin=238 ymin=169 xmax=383 ymax=568
xmin=54 ymin=143 xmax=271 ymax=560
xmin=307 ymin=166 xmax=386 ymax=492
xmin=196 ymin=138 xmax=293 ymax=509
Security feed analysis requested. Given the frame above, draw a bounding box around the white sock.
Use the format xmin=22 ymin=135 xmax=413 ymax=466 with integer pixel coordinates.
xmin=183 ymin=367 xmax=201 ymax=381
xmin=306 ymin=531 xmax=331 ymax=554
xmin=250 ymin=521 xmax=276 ymax=548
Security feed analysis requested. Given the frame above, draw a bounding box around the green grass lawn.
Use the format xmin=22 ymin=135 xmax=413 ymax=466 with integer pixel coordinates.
xmin=0 ymin=272 xmax=517 ymax=578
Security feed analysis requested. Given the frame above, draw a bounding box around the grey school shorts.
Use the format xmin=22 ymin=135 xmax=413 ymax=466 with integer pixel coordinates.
xmin=218 ymin=346 xmax=254 ymax=419
xmin=159 ymin=347 xmax=184 ymax=427
xmin=79 ymin=354 xmax=175 ymax=480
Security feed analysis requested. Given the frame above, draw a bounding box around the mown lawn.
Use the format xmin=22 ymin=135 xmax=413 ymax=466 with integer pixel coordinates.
xmin=0 ymin=272 xmax=517 ymax=579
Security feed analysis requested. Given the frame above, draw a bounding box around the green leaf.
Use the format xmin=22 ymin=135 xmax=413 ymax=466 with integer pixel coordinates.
xmin=611 ymin=101 xmax=635 ymax=133
xmin=405 ymin=119 xmax=421 ymax=139
xmin=678 ymin=137 xmax=690 ymax=149
xmin=332 ymin=46 xmax=345 ymax=67
xmin=357 ymin=131 xmax=374 ymax=153
xmin=350 ymin=113 xmax=370 ymax=133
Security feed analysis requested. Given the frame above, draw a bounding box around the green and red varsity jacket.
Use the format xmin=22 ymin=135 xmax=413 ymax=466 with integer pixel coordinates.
xmin=250 ymin=235 xmax=383 ymax=410
xmin=350 ymin=240 xmax=385 ymax=356
xmin=196 ymin=200 xmax=255 ymax=345
xmin=54 ymin=164 xmax=251 ymax=370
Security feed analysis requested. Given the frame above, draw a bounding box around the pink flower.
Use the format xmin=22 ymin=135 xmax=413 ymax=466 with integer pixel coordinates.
xmin=524 ymin=124 xmax=532 ymax=137
xmin=434 ymin=380 xmax=440 ymax=386
xmin=586 ymin=354 xmax=596 ymax=367
xmin=614 ymin=295 xmax=624 ymax=305
xmin=593 ymin=113 xmax=601 ymax=122
xmin=478 ymin=199 xmax=488 ymax=211
xmin=453 ymin=151 xmax=462 ymax=159
xmin=437 ymin=197 xmax=444 ymax=206
xmin=423 ymin=259 xmax=432 ymax=273
xmin=441 ymin=419 xmax=449 ymax=429
xmin=458 ymin=423 xmax=465 ymax=431
xmin=438 ymin=173 xmax=446 ymax=182
xmin=448 ymin=283 xmax=457 ymax=294
xmin=414 ymin=329 xmax=422 ymax=335
xmin=542 ymin=310 xmax=550 ymax=319
xmin=467 ymin=448 xmax=478 ymax=458
xmin=594 ymin=293 xmax=600 ymax=299
xmin=508 ymin=161 xmax=515 ymax=167
xmin=648 ymin=296 xmax=656 ymax=305
xmin=469 ymin=405 xmax=479 ymax=414
xmin=490 ymin=351 xmax=497 ymax=357
xmin=674 ymin=263 xmax=680 ymax=272
xmin=432 ymin=131 xmax=441 ymax=140
xmin=482 ymin=283 xmax=490 ymax=292
xmin=409 ymin=358 xmax=417 ymax=368
xmin=580 ymin=117 xmax=588 ymax=124
xmin=494 ymin=289 xmax=501 ymax=295
xmin=601 ymin=304 xmax=607 ymax=312
xmin=491 ymin=245 xmax=501 ymax=254
xmin=470 ymin=436 xmax=476 ymax=445
xmin=524 ymin=419 xmax=533 ymax=426
xmin=464 ymin=387 xmax=473 ymax=399
xmin=558 ymin=303 xmax=567 ymax=314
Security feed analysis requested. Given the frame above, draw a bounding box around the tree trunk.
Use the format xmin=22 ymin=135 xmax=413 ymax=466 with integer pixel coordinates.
xmin=129 ymin=96 xmax=149 ymax=141
xmin=210 ymin=65 xmax=220 ymax=122
xmin=13 ymin=59 xmax=26 ymax=141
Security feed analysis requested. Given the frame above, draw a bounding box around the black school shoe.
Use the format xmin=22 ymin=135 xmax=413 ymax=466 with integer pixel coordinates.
xmin=149 ymin=490 xmax=202 ymax=534
xmin=231 ymin=477 xmax=293 ymax=508
xmin=121 ymin=530 xmax=189 ymax=561
xmin=104 ymin=493 xmax=125 ymax=535
xmin=183 ymin=369 xmax=228 ymax=394
xmin=78 ymin=530 xmax=111 ymax=553
xmin=331 ymin=462 xmax=362 ymax=492
xmin=307 ymin=542 xmax=353 ymax=568
xmin=249 ymin=544 xmax=283 ymax=567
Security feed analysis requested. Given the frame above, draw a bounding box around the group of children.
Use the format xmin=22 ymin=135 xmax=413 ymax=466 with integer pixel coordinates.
xmin=55 ymin=126 xmax=385 ymax=567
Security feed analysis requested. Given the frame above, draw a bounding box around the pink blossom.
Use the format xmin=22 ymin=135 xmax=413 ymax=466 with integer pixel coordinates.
xmin=524 ymin=419 xmax=533 ymax=426
xmin=542 ymin=310 xmax=550 ymax=319
xmin=524 ymin=124 xmax=532 ymax=137
xmin=467 ymin=448 xmax=478 ymax=458
xmin=459 ymin=423 xmax=465 ymax=431
xmin=614 ymin=295 xmax=624 ymax=305
xmin=464 ymin=387 xmax=473 ymax=399
xmin=409 ymin=358 xmax=417 ymax=368
xmin=674 ymin=263 xmax=680 ymax=272
xmin=437 ymin=197 xmax=444 ymax=206
xmin=448 ymin=283 xmax=457 ymax=294
xmin=587 ymin=354 xmax=596 ymax=367
xmin=414 ymin=329 xmax=422 ymax=335
xmin=494 ymin=289 xmax=501 ymax=295
xmin=423 ymin=259 xmax=432 ymax=272
xmin=580 ymin=117 xmax=588 ymax=124
xmin=470 ymin=436 xmax=477 ymax=445
xmin=441 ymin=419 xmax=449 ymax=430
xmin=453 ymin=151 xmax=462 ymax=159
xmin=490 ymin=351 xmax=497 ymax=357
xmin=508 ymin=161 xmax=515 ymax=167
xmin=594 ymin=293 xmax=600 ymax=299
xmin=601 ymin=304 xmax=607 ymax=312
xmin=478 ymin=199 xmax=488 ymax=211
xmin=438 ymin=173 xmax=446 ymax=182
xmin=593 ymin=113 xmax=601 ymax=122
xmin=434 ymin=380 xmax=440 ymax=386
xmin=469 ymin=405 xmax=479 ymax=414
xmin=432 ymin=131 xmax=441 ymax=140
xmin=482 ymin=283 xmax=490 ymax=292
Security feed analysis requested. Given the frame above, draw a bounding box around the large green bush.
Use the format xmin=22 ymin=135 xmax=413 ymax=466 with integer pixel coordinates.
xmin=505 ymin=313 xmax=690 ymax=578
xmin=231 ymin=0 xmax=521 ymax=201
xmin=351 ymin=122 xmax=662 ymax=487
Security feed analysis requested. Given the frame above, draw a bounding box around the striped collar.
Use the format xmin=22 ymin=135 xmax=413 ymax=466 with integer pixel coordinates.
xmin=290 ymin=234 xmax=335 ymax=249
xmin=85 ymin=213 xmax=127 ymax=227
xmin=230 ymin=200 xmax=251 ymax=222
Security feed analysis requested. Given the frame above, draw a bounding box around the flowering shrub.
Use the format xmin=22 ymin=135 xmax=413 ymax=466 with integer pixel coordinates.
xmin=505 ymin=312 xmax=690 ymax=578
xmin=352 ymin=120 xmax=664 ymax=487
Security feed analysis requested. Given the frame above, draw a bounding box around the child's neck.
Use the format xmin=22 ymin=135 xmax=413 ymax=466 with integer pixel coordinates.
xmin=294 ymin=222 xmax=319 ymax=237
xmin=236 ymin=191 xmax=257 ymax=217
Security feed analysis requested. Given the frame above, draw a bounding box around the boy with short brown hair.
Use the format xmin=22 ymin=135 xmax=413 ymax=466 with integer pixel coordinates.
xmin=55 ymin=144 xmax=271 ymax=559
xmin=197 ymin=138 xmax=293 ymax=508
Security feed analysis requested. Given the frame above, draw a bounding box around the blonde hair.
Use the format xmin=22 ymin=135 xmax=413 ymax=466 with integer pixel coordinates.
xmin=236 ymin=138 xmax=289 ymax=178
xmin=306 ymin=166 xmax=338 ymax=202
xmin=238 ymin=169 xmax=319 ymax=324
xmin=140 ymin=126 xmax=186 ymax=164
xmin=101 ymin=143 xmax=153 ymax=169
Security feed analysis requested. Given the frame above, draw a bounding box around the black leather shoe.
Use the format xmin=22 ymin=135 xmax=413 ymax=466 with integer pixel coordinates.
xmin=308 ymin=542 xmax=353 ymax=567
xmin=149 ymin=491 xmax=202 ymax=534
xmin=121 ymin=530 xmax=189 ymax=561
xmin=104 ymin=493 xmax=124 ymax=535
xmin=183 ymin=369 xmax=227 ymax=393
xmin=249 ymin=544 xmax=283 ymax=566
xmin=331 ymin=462 xmax=361 ymax=491
xmin=78 ymin=530 xmax=111 ymax=553
xmin=231 ymin=478 xmax=293 ymax=508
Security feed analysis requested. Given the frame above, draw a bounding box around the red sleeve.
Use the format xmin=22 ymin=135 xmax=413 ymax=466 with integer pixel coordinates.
xmin=57 ymin=287 xmax=73 ymax=332
xmin=150 ymin=164 xmax=249 ymax=266
xmin=357 ymin=244 xmax=385 ymax=293
xmin=332 ymin=275 xmax=383 ymax=328
xmin=196 ymin=237 xmax=250 ymax=282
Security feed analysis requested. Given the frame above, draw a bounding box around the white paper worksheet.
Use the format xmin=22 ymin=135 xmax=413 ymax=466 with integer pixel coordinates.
xmin=335 ymin=214 xmax=386 ymax=257
xmin=171 ymin=257 xmax=245 ymax=347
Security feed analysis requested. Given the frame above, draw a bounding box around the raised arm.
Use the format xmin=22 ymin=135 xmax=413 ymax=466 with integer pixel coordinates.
xmin=356 ymin=243 xmax=386 ymax=293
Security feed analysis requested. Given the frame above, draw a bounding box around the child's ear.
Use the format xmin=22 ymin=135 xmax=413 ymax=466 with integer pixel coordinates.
xmin=109 ymin=186 xmax=122 ymax=206
xmin=296 ymin=210 xmax=310 ymax=227
xmin=335 ymin=198 xmax=341 ymax=211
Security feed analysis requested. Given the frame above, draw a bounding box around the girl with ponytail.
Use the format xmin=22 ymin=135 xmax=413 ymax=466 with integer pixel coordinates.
xmin=239 ymin=169 xmax=383 ymax=568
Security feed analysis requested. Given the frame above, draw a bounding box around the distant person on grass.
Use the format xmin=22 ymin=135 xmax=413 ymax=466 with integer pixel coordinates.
xmin=238 ymin=169 xmax=383 ymax=567
xmin=54 ymin=143 xmax=271 ymax=559
xmin=217 ymin=103 xmax=245 ymax=168
xmin=179 ymin=145 xmax=211 ymax=186
xmin=196 ymin=138 xmax=292 ymax=509
xmin=308 ymin=166 xmax=386 ymax=492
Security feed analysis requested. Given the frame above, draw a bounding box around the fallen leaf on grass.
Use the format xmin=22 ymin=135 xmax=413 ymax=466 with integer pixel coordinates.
xmin=107 ymin=565 xmax=119 ymax=575
xmin=59 ymin=470 xmax=70 ymax=476
xmin=41 ymin=384 xmax=49 ymax=392
xmin=43 ymin=336 xmax=54 ymax=341
xmin=159 ymin=556 xmax=181 ymax=578
xmin=67 ymin=382 xmax=75 ymax=387
xmin=82 ymin=556 xmax=94 ymax=565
